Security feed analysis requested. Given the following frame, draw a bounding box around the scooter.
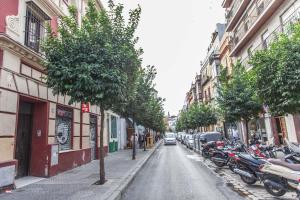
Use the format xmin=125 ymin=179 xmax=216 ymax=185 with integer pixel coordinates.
xmin=260 ymin=155 xmax=300 ymax=198
xmin=232 ymin=152 xmax=266 ymax=185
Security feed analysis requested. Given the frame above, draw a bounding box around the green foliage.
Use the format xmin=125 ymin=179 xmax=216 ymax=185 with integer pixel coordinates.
xmin=216 ymin=62 xmax=262 ymax=123
xmin=176 ymin=103 xmax=217 ymax=132
xmin=133 ymin=66 xmax=166 ymax=132
xmin=43 ymin=0 xmax=134 ymax=109
xmin=250 ymin=23 xmax=300 ymax=115
xmin=43 ymin=0 xmax=165 ymax=133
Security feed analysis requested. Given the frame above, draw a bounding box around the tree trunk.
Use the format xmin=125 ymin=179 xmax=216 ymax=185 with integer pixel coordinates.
xmin=144 ymin=128 xmax=147 ymax=151
xmin=245 ymin=119 xmax=249 ymax=146
xmin=99 ymin=107 xmax=106 ymax=184
xmin=223 ymin=122 xmax=228 ymax=139
xmin=132 ymin=120 xmax=136 ymax=160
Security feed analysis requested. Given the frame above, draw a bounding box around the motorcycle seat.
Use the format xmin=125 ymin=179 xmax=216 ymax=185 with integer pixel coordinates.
xmin=239 ymin=153 xmax=265 ymax=165
xmin=268 ymin=158 xmax=300 ymax=171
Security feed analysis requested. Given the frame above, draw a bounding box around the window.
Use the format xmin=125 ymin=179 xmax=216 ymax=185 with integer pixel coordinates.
xmin=111 ymin=116 xmax=117 ymax=138
xmin=257 ymin=0 xmax=265 ymax=15
xmin=247 ymin=45 xmax=253 ymax=57
xmin=261 ymin=30 xmax=269 ymax=49
xmin=25 ymin=2 xmax=50 ymax=53
xmin=55 ymin=107 xmax=72 ymax=151
xmin=208 ymin=87 xmax=211 ymax=100
xmin=281 ymin=4 xmax=298 ymax=33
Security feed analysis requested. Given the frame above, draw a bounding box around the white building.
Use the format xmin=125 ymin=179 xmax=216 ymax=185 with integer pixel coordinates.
xmin=222 ymin=0 xmax=300 ymax=144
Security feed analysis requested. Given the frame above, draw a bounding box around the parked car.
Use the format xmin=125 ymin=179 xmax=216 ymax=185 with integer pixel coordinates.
xmin=180 ymin=133 xmax=187 ymax=144
xmin=176 ymin=132 xmax=183 ymax=141
xmin=185 ymin=134 xmax=194 ymax=149
xmin=199 ymin=132 xmax=223 ymax=144
xmin=164 ymin=132 xmax=177 ymax=145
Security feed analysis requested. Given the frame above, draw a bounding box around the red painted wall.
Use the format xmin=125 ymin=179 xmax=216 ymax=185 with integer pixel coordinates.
xmin=0 ymin=0 xmax=18 ymax=33
xmin=30 ymin=102 xmax=49 ymax=177
xmin=0 ymin=160 xmax=17 ymax=168
xmin=58 ymin=148 xmax=91 ymax=173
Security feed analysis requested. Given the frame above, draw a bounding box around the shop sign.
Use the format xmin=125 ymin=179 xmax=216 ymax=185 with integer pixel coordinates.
xmin=82 ymin=103 xmax=90 ymax=113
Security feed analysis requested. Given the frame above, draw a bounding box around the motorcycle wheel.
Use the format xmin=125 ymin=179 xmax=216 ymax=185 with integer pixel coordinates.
xmin=263 ymin=175 xmax=286 ymax=197
xmin=202 ymin=150 xmax=209 ymax=158
xmin=240 ymin=169 xmax=257 ymax=185
xmin=212 ymin=153 xmax=226 ymax=167
xmin=228 ymin=161 xmax=236 ymax=172
xmin=229 ymin=164 xmax=235 ymax=172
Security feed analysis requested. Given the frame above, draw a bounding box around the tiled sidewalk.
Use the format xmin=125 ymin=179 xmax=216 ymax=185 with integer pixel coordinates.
xmin=188 ymin=146 xmax=297 ymax=200
xmin=0 ymin=143 xmax=161 ymax=200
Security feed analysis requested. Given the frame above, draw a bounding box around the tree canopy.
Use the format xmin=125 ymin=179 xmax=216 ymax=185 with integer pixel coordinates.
xmin=216 ymin=62 xmax=261 ymax=144
xmin=176 ymin=103 xmax=217 ymax=132
xmin=216 ymin=62 xmax=261 ymax=123
xmin=250 ymin=23 xmax=300 ymax=115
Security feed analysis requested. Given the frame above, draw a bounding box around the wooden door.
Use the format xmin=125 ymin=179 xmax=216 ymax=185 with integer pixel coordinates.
xmin=15 ymin=102 xmax=33 ymax=178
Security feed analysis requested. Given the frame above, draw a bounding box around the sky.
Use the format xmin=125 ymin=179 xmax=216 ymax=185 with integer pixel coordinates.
xmin=103 ymin=0 xmax=225 ymax=116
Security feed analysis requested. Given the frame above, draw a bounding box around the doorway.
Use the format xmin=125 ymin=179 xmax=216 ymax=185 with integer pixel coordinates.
xmin=90 ymin=115 xmax=97 ymax=160
xmin=275 ymin=117 xmax=287 ymax=145
xmin=15 ymin=101 xmax=33 ymax=178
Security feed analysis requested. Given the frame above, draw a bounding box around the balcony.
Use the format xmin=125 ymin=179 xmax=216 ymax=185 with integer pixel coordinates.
xmin=230 ymin=0 xmax=284 ymax=56
xmin=226 ymin=0 xmax=251 ymax=32
xmin=201 ymin=75 xmax=211 ymax=86
xmin=241 ymin=5 xmax=300 ymax=70
xmin=195 ymin=74 xmax=201 ymax=82
xmin=222 ymin=0 xmax=233 ymax=8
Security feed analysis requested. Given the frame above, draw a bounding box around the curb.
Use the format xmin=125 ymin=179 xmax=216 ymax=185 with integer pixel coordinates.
xmin=104 ymin=140 xmax=163 ymax=200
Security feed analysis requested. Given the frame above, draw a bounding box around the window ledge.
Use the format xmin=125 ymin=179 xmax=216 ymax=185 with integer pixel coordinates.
xmin=59 ymin=149 xmax=75 ymax=154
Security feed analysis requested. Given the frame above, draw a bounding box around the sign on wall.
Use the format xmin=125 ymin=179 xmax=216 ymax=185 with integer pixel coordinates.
xmin=81 ymin=103 xmax=90 ymax=113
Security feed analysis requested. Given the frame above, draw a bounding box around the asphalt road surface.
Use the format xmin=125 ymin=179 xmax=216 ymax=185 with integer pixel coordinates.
xmin=122 ymin=142 xmax=244 ymax=200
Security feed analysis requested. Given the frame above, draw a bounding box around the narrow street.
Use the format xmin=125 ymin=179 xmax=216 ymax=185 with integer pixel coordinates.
xmin=122 ymin=143 xmax=243 ymax=200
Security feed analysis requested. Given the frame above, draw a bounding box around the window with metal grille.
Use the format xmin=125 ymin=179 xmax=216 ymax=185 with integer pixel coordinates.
xmin=25 ymin=2 xmax=50 ymax=53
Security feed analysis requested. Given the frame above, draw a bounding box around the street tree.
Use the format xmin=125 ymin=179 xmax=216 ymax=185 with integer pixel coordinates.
xmin=43 ymin=0 xmax=141 ymax=184
xmin=176 ymin=110 xmax=189 ymax=132
xmin=176 ymin=103 xmax=217 ymax=132
xmin=134 ymin=66 xmax=166 ymax=137
xmin=216 ymin=62 xmax=261 ymax=145
xmin=250 ymin=23 xmax=300 ymax=115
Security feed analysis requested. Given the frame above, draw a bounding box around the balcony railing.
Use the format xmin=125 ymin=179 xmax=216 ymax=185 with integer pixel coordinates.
xmin=233 ymin=0 xmax=272 ymax=47
xmin=201 ymin=75 xmax=211 ymax=86
xmin=226 ymin=0 xmax=243 ymax=24
xmin=241 ymin=5 xmax=300 ymax=70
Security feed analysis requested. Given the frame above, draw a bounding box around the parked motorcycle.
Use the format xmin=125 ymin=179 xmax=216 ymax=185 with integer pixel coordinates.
xmin=260 ymin=155 xmax=300 ymax=198
xmin=211 ymin=142 xmax=246 ymax=169
xmin=232 ymin=153 xmax=266 ymax=185
xmin=201 ymin=141 xmax=216 ymax=158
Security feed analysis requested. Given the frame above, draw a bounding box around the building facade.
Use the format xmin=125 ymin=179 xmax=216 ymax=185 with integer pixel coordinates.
xmin=199 ymin=23 xmax=226 ymax=132
xmin=0 ymin=0 xmax=116 ymax=190
xmin=222 ymin=0 xmax=300 ymax=144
